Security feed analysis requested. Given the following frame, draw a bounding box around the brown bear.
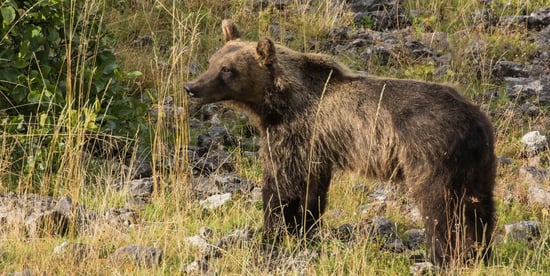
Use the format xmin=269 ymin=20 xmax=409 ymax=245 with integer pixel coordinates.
xmin=185 ymin=19 xmax=496 ymax=266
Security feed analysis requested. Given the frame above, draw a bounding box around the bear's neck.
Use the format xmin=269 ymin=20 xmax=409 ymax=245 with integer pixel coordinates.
xmin=229 ymin=55 xmax=363 ymax=132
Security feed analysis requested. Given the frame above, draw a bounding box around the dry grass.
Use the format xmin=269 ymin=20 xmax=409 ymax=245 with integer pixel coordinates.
xmin=0 ymin=0 xmax=549 ymax=274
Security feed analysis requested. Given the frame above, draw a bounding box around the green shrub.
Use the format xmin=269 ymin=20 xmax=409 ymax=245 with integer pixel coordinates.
xmin=0 ymin=0 xmax=147 ymax=190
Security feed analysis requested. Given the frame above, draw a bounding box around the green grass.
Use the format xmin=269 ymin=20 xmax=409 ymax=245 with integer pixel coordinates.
xmin=1 ymin=0 xmax=549 ymax=274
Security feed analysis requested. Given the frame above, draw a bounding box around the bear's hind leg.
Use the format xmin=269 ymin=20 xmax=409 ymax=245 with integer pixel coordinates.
xmin=461 ymin=183 xmax=495 ymax=264
xmin=420 ymin=184 xmax=494 ymax=266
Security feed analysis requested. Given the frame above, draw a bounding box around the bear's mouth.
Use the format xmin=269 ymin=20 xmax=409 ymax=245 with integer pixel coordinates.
xmin=184 ymin=85 xmax=199 ymax=99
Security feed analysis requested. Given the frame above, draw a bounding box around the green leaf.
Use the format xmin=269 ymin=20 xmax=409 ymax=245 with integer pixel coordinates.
xmin=39 ymin=113 xmax=48 ymax=127
xmin=31 ymin=26 xmax=42 ymax=38
xmin=123 ymin=70 xmax=143 ymax=80
xmin=1 ymin=6 xmax=16 ymax=27
xmin=102 ymin=62 xmax=118 ymax=75
xmin=0 ymin=67 xmax=19 ymax=83
xmin=10 ymin=85 xmax=28 ymax=104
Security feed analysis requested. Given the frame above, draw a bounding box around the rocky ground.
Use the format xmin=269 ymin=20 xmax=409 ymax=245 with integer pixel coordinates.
xmin=1 ymin=1 xmax=550 ymax=274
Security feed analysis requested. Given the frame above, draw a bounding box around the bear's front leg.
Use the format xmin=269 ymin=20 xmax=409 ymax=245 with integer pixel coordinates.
xmin=261 ymin=182 xmax=302 ymax=237
xmin=261 ymin=169 xmax=331 ymax=238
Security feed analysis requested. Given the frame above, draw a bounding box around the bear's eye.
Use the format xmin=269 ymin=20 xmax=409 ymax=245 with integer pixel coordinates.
xmin=221 ymin=66 xmax=232 ymax=73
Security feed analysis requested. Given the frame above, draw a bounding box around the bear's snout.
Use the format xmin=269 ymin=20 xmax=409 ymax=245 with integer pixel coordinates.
xmin=184 ymin=84 xmax=195 ymax=97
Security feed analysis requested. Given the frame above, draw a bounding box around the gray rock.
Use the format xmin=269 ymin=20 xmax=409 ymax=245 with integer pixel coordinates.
xmin=199 ymin=226 xmax=214 ymax=240
xmin=409 ymin=261 xmax=439 ymax=275
xmin=421 ymin=32 xmax=449 ymax=52
xmin=358 ymin=216 xmax=398 ymax=240
xmin=0 ymin=193 xmax=95 ymax=238
xmin=368 ymin=185 xmax=396 ymax=202
xmin=371 ymin=216 xmax=397 ymax=237
xmin=53 ymin=197 xmax=73 ymax=215
xmin=505 ymin=78 xmax=550 ymax=105
xmin=25 ymin=210 xmax=69 ymax=238
xmin=105 ymin=208 xmax=138 ymax=227
xmin=183 ymin=259 xmax=211 ymax=275
xmin=193 ymin=173 xmax=254 ymax=197
xmin=109 ymin=244 xmax=163 ymax=267
xmin=268 ymin=249 xmax=319 ymax=275
xmin=186 ymin=235 xmax=210 ymax=249
xmin=331 ymin=223 xmax=355 ymax=242
xmin=519 ymin=102 xmax=540 ymax=117
xmin=352 ymin=183 xmax=369 ymax=193
xmin=518 ymin=166 xmax=548 ymax=185
xmin=126 ymin=177 xmax=154 ymax=207
xmin=247 ymin=187 xmax=263 ymax=202
xmin=216 ymin=227 xmax=255 ymax=249
xmin=189 ymin=146 xmax=235 ymax=175
xmin=383 ymin=237 xmax=405 ymax=253
xmin=498 ymin=156 xmax=513 ymax=166
xmin=208 ymin=125 xmax=237 ymax=147
xmin=53 ymin=241 xmax=92 ymax=262
xmin=349 ymin=0 xmax=410 ymax=30
xmin=504 ymin=221 xmax=542 ymax=243
xmin=527 ymin=185 xmax=550 ymax=208
xmin=199 ymin=193 xmax=232 ymax=209
xmin=404 ymin=229 xmax=425 ymax=250
xmin=498 ymin=7 xmax=550 ymax=30
xmin=493 ymin=60 xmax=529 ymax=79
xmin=186 ymin=235 xmax=220 ymax=257
xmin=127 ymin=152 xmax=153 ymax=180
xmin=521 ymin=131 xmax=548 ymax=155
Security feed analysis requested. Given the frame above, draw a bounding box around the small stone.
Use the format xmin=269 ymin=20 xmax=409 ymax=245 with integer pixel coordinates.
xmin=186 ymin=235 xmax=219 ymax=257
xmin=199 ymin=193 xmax=232 ymax=209
xmin=527 ymin=185 xmax=550 ymax=208
xmin=492 ymin=60 xmax=528 ymax=79
xmin=216 ymin=227 xmax=255 ymax=248
xmin=518 ymin=166 xmax=548 ymax=185
xmin=383 ymin=237 xmax=405 ymax=252
xmin=504 ymin=221 xmax=541 ymax=243
xmin=409 ymin=261 xmax=439 ymax=275
xmin=199 ymin=226 xmax=214 ymax=240
xmin=53 ymin=241 xmax=91 ymax=262
xmin=25 ymin=210 xmax=70 ymax=237
xmin=183 ymin=259 xmax=210 ymax=274
xmin=498 ymin=156 xmax=513 ymax=166
xmin=105 ymin=208 xmax=138 ymax=227
xmin=186 ymin=235 xmax=209 ymax=249
xmin=371 ymin=216 xmax=397 ymax=238
xmin=126 ymin=177 xmax=154 ymax=207
xmin=404 ymin=229 xmax=425 ymax=250
xmin=109 ymin=244 xmax=163 ymax=267
xmin=358 ymin=216 xmax=397 ymax=241
xmin=331 ymin=223 xmax=355 ymax=242
xmin=247 ymin=187 xmax=262 ymax=202
xmin=54 ymin=197 xmax=73 ymax=216
xmin=519 ymin=102 xmax=540 ymax=117
xmin=521 ymin=131 xmax=548 ymax=154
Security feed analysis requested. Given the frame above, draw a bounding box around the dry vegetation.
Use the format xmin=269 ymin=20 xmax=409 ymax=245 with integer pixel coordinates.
xmin=1 ymin=0 xmax=549 ymax=274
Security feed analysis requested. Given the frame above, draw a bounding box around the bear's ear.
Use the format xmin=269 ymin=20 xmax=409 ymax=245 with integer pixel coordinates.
xmin=255 ymin=37 xmax=276 ymax=66
xmin=222 ymin=19 xmax=241 ymax=42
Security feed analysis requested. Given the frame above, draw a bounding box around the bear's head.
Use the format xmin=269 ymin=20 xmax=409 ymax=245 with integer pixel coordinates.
xmin=184 ymin=19 xmax=278 ymax=106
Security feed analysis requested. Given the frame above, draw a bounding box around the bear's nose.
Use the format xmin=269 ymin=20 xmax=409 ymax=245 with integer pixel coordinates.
xmin=184 ymin=84 xmax=194 ymax=97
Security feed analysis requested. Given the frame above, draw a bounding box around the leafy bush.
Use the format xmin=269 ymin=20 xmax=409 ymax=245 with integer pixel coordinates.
xmin=0 ymin=0 xmax=147 ymax=189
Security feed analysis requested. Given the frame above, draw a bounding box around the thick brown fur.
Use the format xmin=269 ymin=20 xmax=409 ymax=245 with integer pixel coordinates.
xmin=185 ymin=19 xmax=496 ymax=266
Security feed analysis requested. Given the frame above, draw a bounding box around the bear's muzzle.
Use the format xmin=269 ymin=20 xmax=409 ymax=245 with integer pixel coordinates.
xmin=184 ymin=84 xmax=195 ymax=97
